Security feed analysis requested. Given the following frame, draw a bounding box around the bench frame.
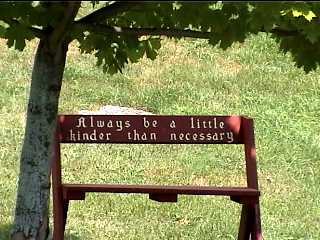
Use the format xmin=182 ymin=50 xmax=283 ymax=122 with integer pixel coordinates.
xmin=51 ymin=115 xmax=262 ymax=239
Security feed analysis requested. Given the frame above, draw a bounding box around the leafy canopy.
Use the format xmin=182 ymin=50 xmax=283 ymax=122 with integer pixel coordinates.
xmin=1 ymin=1 xmax=320 ymax=72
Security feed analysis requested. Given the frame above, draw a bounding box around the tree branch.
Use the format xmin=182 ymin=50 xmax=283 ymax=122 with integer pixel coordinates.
xmin=28 ymin=26 xmax=45 ymax=39
xmin=76 ymin=1 xmax=144 ymax=24
xmin=49 ymin=2 xmax=81 ymax=51
xmin=74 ymin=23 xmax=213 ymax=39
xmin=269 ymin=28 xmax=299 ymax=37
xmin=74 ymin=22 xmax=301 ymax=42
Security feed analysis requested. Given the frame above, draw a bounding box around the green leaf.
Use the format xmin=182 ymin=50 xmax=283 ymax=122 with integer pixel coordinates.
xmin=149 ymin=37 xmax=161 ymax=50
xmin=7 ymin=38 xmax=14 ymax=48
xmin=302 ymin=23 xmax=320 ymax=44
xmin=0 ymin=25 xmax=6 ymax=38
xmin=292 ymin=10 xmax=316 ymax=21
xmin=5 ymin=25 xmax=26 ymax=51
xmin=126 ymin=41 xmax=145 ymax=63
xmin=4 ymin=23 xmax=34 ymax=51
xmin=144 ymin=40 xmax=156 ymax=60
xmin=90 ymin=1 xmax=100 ymax=9
xmin=277 ymin=34 xmax=320 ymax=72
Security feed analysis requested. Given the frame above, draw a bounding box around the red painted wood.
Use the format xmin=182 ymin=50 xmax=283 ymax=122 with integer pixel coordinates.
xmin=61 ymin=184 xmax=260 ymax=196
xmin=149 ymin=193 xmax=178 ymax=202
xmin=238 ymin=205 xmax=251 ymax=240
xmin=237 ymin=204 xmax=262 ymax=240
xmin=52 ymin=129 xmax=64 ymax=240
xmin=251 ymin=204 xmax=263 ymax=240
xmin=239 ymin=117 xmax=262 ymax=240
xmin=241 ymin=117 xmax=259 ymax=189
xmin=58 ymin=115 xmax=242 ymax=144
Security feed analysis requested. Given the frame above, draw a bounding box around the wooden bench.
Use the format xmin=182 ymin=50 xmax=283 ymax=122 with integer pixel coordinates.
xmin=52 ymin=115 xmax=262 ymax=239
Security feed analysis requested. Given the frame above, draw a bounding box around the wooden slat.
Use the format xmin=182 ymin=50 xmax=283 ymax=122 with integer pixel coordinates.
xmin=62 ymin=184 xmax=260 ymax=196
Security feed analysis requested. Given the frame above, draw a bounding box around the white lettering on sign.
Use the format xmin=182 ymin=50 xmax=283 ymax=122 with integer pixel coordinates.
xmin=127 ymin=130 xmax=157 ymax=141
xmin=170 ymin=120 xmax=176 ymax=129
xmin=68 ymin=116 xmax=236 ymax=143
xmin=143 ymin=117 xmax=158 ymax=128
xmin=190 ymin=117 xmax=224 ymax=129
xmin=76 ymin=117 xmax=87 ymax=128
xmin=69 ymin=129 xmax=111 ymax=141
xmin=170 ymin=131 xmax=234 ymax=143
xmin=75 ymin=116 xmax=131 ymax=131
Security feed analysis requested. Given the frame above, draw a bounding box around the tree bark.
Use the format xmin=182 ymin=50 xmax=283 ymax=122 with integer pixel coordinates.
xmin=11 ymin=37 xmax=69 ymax=240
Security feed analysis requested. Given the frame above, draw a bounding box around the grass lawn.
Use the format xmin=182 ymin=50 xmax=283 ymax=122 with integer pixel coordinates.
xmin=0 ymin=32 xmax=319 ymax=239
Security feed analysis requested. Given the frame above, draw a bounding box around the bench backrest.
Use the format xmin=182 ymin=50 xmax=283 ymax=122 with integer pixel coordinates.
xmin=54 ymin=115 xmax=258 ymax=189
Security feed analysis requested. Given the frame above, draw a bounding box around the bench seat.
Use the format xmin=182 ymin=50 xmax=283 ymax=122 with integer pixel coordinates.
xmin=62 ymin=183 xmax=260 ymax=203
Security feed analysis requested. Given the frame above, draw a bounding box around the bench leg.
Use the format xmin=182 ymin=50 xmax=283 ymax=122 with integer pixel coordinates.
xmin=53 ymin=195 xmax=64 ymax=240
xmin=53 ymin=199 xmax=69 ymax=240
xmin=238 ymin=205 xmax=251 ymax=240
xmin=63 ymin=200 xmax=69 ymax=233
xmin=238 ymin=203 xmax=262 ymax=240
xmin=251 ymin=203 xmax=262 ymax=240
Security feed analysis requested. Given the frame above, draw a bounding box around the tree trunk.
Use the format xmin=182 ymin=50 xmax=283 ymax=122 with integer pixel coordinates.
xmin=11 ymin=38 xmax=68 ymax=240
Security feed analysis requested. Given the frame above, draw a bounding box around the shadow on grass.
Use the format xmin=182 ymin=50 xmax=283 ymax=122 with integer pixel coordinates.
xmin=0 ymin=224 xmax=11 ymax=240
xmin=0 ymin=223 xmax=81 ymax=240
